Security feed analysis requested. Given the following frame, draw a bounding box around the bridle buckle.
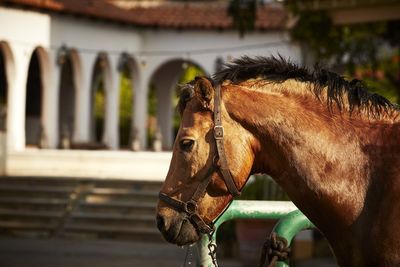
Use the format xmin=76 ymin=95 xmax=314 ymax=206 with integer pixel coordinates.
xmin=214 ymin=125 xmax=224 ymax=140
xmin=184 ymin=200 xmax=197 ymax=214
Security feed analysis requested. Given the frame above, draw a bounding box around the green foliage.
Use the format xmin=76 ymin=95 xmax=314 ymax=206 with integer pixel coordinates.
xmin=94 ymin=76 xmax=105 ymax=143
xmin=147 ymin=84 xmax=158 ymax=144
xmin=227 ymin=2 xmax=400 ymax=102
xmin=148 ymin=84 xmax=158 ymax=117
xmin=178 ymin=64 xmax=205 ymax=84
xmin=94 ymin=86 xmax=105 ymax=118
xmin=172 ymin=64 xmax=205 ymax=137
xmin=290 ymin=10 xmax=386 ymax=67
xmin=351 ymin=53 xmax=400 ymax=104
xmin=363 ymin=78 xmax=398 ymax=104
xmin=119 ymin=69 xmax=133 ymax=147
xmin=145 ymin=63 xmax=205 ymax=146
xmin=288 ymin=5 xmax=400 ymax=102
xmin=291 ymin=11 xmax=338 ymax=62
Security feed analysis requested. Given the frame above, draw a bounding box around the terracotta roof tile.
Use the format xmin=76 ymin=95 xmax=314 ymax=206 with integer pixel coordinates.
xmin=1 ymin=0 xmax=287 ymax=30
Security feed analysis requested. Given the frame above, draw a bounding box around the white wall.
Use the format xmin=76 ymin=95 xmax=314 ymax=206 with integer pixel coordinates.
xmin=0 ymin=7 xmax=51 ymax=151
xmin=0 ymin=5 xmax=302 ymax=153
xmin=138 ymin=30 xmax=301 ymax=148
xmin=50 ymin=16 xmax=143 ymax=149
xmin=0 ymin=7 xmax=51 ymax=45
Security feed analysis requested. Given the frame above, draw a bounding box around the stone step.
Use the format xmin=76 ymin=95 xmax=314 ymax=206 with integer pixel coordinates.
xmin=71 ymin=212 xmax=155 ymax=221
xmin=0 ymin=176 xmax=164 ymax=242
xmin=0 ymin=177 xmax=164 ymax=193
xmin=0 ymin=196 xmax=69 ymax=206
xmin=7 ymin=150 xmax=172 ymax=181
xmin=0 ymin=208 xmax=63 ymax=218
xmin=84 ymin=191 xmax=159 ymax=203
xmin=79 ymin=199 xmax=156 ymax=214
xmin=0 ymin=184 xmax=74 ymax=194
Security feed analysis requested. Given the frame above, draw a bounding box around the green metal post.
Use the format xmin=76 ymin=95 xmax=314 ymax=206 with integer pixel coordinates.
xmin=196 ymin=200 xmax=298 ymax=267
xmin=272 ymin=210 xmax=315 ymax=267
xmin=197 ymin=233 xmax=214 ymax=267
xmin=196 ymin=201 xmax=315 ymax=267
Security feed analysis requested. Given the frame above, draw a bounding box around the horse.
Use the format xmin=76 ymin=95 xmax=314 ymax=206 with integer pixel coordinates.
xmin=156 ymin=56 xmax=400 ymax=267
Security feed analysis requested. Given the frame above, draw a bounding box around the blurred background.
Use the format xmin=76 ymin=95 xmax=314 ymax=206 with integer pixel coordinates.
xmin=0 ymin=0 xmax=398 ymax=266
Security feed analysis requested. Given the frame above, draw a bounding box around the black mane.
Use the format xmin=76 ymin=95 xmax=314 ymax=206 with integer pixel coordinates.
xmin=213 ymin=56 xmax=398 ymax=116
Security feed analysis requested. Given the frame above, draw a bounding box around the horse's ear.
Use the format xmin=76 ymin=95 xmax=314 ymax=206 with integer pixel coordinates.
xmin=194 ymin=76 xmax=214 ymax=108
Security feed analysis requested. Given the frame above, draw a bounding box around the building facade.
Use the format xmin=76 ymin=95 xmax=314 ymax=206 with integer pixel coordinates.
xmin=0 ymin=0 xmax=301 ymax=178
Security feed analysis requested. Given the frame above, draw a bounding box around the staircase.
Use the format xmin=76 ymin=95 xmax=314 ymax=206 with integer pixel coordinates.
xmin=0 ymin=177 xmax=163 ymax=242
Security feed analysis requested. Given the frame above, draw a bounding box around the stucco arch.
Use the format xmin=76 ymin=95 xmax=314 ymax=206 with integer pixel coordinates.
xmin=58 ymin=48 xmax=82 ymax=147
xmin=0 ymin=41 xmax=15 ymax=132
xmin=69 ymin=49 xmax=83 ymax=145
xmin=90 ymin=52 xmax=111 ymax=146
xmin=147 ymin=58 xmax=207 ymax=150
xmin=123 ymin=54 xmax=140 ymax=81
xmin=25 ymin=46 xmax=50 ymax=147
xmin=117 ymin=53 xmax=140 ymax=149
xmin=69 ymin=49 xmax=83 ymax=92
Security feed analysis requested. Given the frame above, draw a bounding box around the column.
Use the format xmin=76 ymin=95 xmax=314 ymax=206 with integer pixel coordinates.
xmin=154 ymin=67 xmax=180 ymax=149
xmin=134 ymin=71 xmax=150 ymax=150
xmin=43 ymin=49 xmax=60 ymax=148
xmin=104 ymin=54 xmax=119 ymax=149
xmin=7 ymin=43 xmax=32 ymax=151
xmin=74 ymin=53 xmax=96 ymax=143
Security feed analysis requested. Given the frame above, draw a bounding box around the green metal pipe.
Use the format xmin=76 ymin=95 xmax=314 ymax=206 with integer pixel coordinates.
xmin=272 ymin=210 xmax=315 ymax=267
xmin=196 ymin=200 xmax=298 ymax=267
xmin=196 ymin=201 xmax=315 ymax=267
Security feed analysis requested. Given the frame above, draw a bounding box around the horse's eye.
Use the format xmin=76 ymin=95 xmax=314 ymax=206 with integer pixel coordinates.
xmin=179 ymin=139 xmax=194 ymax=152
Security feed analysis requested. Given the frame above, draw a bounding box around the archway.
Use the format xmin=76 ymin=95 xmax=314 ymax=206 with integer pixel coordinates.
xmin=0 ymin=45 xmax=7 ymax=131
xmin=90 ymin=53 xmax=109 ymax=146
xmin=25 ymin=48 xmax=44 ymax=147
xmin=0 ymin=41 xmax=15 ymax=152
xmin=58 ymin=50 xmax=76 ymax=148
xmin=117 ymin=54 xmax=136 ymax=149
xmin=173 ymin=62 xmax=205 ymax=138
xmin=147 ymin=59 xmax=205 ymax=150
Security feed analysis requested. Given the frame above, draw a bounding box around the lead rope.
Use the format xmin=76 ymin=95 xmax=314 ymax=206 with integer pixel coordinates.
xmin=207 ymin=230 xmax=219 ymax=267
xmin=259 ymin=232 xmax=291 ymax=267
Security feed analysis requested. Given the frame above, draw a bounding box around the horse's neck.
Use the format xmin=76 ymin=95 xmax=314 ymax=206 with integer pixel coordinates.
xmin=224 ymin=86 xmax=369 ymax=233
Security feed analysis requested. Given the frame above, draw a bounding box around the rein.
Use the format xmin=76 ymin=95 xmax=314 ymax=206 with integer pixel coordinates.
xmin=158 ymin=84 xmax=241 ymax=235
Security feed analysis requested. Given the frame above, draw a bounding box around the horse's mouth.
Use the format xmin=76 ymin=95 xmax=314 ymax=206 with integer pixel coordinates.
xmin=161 ymin=217 xmax=200 ymax=246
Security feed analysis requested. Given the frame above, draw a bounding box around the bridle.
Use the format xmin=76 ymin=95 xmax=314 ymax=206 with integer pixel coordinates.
xmin=158 ymin=84 xmax=241 ymax=235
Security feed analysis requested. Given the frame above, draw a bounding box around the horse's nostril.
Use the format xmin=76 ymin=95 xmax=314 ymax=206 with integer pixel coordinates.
xmin=156 ymin=214 xmax=165 ymax=231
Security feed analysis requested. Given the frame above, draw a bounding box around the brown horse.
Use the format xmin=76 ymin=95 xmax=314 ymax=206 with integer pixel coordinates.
xmin=156 ymin=56 xmax=400 ymax=267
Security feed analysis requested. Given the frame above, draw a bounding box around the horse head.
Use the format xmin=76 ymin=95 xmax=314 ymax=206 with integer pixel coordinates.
xmin=156 ymin=77 xmax=255 ymax=246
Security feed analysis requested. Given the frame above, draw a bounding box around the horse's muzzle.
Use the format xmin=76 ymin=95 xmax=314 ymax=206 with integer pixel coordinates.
xmin=156 ymin=214 xmax=165 ymax=232
xmin=156 ymin=211 xmax=199 ymax=246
